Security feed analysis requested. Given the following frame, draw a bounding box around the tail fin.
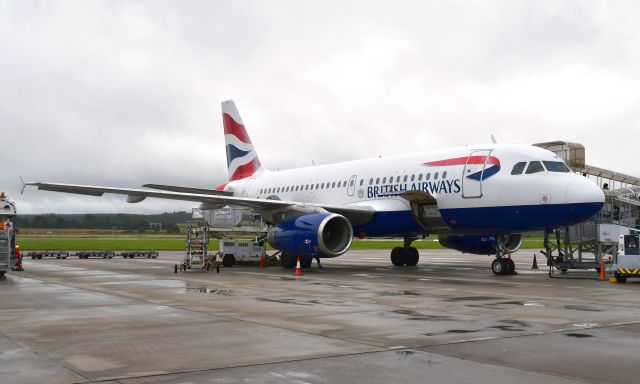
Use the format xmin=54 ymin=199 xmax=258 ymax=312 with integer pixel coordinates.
xmin=221 ymin=100 xmax=264 ymax=181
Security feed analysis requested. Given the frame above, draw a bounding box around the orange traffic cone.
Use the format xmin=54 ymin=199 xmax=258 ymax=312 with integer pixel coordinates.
xmin=259 ymin=253 xmax=265 ymax=268
xmin=294 ymin=257 xmax=304 ymax=276
xmin=531 ymin=254 xmax=539 ymax=270
xmin=598 ymin=259 xmax=606 ymax=281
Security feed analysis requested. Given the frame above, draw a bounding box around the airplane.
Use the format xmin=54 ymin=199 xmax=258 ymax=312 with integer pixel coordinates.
xmin=25 ymin=100 xmax=605 ymax=275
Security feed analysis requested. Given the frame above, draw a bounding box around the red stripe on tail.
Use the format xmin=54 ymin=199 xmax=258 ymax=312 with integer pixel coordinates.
xmin=222 ymin=113 xmax=251 ymax=143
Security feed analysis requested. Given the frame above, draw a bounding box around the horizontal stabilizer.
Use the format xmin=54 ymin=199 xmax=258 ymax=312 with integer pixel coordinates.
xmin=142 ymin=184 xmax=233 ymax=196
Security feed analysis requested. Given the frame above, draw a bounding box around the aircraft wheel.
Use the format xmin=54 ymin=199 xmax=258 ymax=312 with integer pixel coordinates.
xmin=405 ymin=247 xmax=419 ymax=266
xmin=491 ymin=258 xmax=508 ymax=275
xmin=222 ymin=254 xmax=236 ymax=267
xmin=280 ymin=252 xmax=296 ymax=269
xmin=174 ymin=264 xmax=178 ymax=274
xmin=391 ymin=247 xmax=406 ymax=266
xmin=505 ymin=258 xmax=515 ymax=274
xmin=300 ymin=257 xmax=313 ymax=269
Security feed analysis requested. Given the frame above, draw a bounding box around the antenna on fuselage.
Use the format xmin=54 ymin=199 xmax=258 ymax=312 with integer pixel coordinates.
xmin=491 ymin=134 xmax=497 ymax=144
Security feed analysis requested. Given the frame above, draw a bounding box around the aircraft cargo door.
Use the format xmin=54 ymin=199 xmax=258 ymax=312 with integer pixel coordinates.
xmin=462 ymin=150 xmax=492 ymax=198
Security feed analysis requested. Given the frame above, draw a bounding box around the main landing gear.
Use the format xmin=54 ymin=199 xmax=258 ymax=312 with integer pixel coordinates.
xmin=491 ymin=257 xmax=516 ymax=275
xmin=280 ymin=252 xmax=313 ymax=269
xmin=390 ymin=237 xmax=420 ymax=267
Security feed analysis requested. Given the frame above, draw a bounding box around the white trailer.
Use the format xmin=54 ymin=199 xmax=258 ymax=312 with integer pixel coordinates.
xmin=219 ymin=238 xmax=266 ymax=267
xmin=615 ymin=233 xmax=640 ymax=282
xmin=0 ymin=193 xmax=18 ymax=275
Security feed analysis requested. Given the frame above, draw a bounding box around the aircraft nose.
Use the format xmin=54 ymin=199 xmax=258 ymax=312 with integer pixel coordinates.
xmin=566 ymin=176 xmax=605 ymax=206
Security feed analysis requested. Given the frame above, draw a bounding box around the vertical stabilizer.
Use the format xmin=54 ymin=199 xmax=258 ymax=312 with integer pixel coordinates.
xmin=221 ymin=100 xmax=264 ymax=181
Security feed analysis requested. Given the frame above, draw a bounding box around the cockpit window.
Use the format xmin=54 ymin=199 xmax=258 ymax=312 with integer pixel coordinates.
xmin=543 ymin=161 xmax=570 ymax=173
xmin=511 ymin=162 xmax=526 ymax=175
xmin=525 ymin=161 xmax=544 ymax=174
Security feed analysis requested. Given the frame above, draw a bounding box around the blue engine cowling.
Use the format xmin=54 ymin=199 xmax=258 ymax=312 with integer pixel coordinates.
xmin=438 ymin=233 xmax=523 ymax=255
xmin=267 ymin=213 xmax=353 ymax=257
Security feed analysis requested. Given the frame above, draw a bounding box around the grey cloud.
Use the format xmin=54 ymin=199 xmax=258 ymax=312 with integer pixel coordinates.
xmin=1 ymin=0 xmax=639 ymax=213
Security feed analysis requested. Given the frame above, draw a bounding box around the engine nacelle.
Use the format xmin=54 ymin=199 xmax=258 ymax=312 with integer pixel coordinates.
xmin=438 ymin=233 xmax=523 ymax=255
xmin=267 ymin=213 xmax=353 ymax=257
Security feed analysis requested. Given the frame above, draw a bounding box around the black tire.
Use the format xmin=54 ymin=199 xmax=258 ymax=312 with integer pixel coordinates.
xmin=300 ymin=257 xmax=313 ymax=269
xmin=491 ymin=258 xmax=508 ymax=275
xmin=280 ymin=252 xmax=296 ymax=269
xmin=0 ymin=271 xmax=5 ymax=277
xmin=615 ymin=271 xmax=627 ymax=283
xmin=174 ymin=264 xmax=178 ymax=274
xmin=222 ymin=254 xmax=236 ymax=267
xmin=505 ymin=258 xmax=515 ymax=274
xmin=390 ymin=247 xmax=406 ymax=266
xmin=37 ymin=255 xmax=42 ymax=259
xmin=405 ymin=247 xmax=419 ymax=266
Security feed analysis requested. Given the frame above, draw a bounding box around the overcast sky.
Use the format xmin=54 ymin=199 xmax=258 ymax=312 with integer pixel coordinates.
xmin=2 ymin=0 xmax=640 ymax=214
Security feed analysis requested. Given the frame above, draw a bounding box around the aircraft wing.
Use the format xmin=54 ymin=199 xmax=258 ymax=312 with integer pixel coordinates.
xmin=25 ymin=182 xmax=375 ymax=224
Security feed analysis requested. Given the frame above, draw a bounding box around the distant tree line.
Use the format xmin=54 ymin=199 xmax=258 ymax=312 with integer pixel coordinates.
xmin=15 ymin=212 xmax=189 ymax=232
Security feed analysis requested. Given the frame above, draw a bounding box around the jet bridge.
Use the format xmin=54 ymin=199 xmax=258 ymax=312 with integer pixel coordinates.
xmin=533 ymin=141 xmax=640 ymax=277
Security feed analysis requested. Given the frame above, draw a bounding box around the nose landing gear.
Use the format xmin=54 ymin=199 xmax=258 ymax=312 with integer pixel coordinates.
xmin=491 ymin=238 xmax=517 ymax=275
xmin=390 ymin=237 xmax=420 ymax=266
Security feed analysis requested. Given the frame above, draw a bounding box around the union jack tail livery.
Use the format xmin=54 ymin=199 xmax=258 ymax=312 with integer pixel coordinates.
xmin=221 ymin=100 xmax=265 ymax=181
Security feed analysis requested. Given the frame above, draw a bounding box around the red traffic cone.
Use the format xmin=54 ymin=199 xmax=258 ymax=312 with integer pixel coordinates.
xmin=259 ymin=253 xmax=265 ymax=268
xmin=531 ymin=254 xmax=539 ymax=270
xmin=294 ymin=257 xmax=304 ymax=276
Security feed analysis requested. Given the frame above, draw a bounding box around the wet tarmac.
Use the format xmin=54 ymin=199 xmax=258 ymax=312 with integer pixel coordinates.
xmin=1 ymin=250 xmax=639 ymax=383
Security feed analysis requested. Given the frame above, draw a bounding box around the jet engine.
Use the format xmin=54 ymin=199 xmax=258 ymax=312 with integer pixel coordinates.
xmin=267 ymin=213 xmax=353 ymax=257
xmin=438 ymin=233 xmax=523 ymax=255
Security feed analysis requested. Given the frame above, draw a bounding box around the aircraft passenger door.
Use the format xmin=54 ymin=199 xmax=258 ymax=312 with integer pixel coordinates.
xmin=461 ymin=150 xmax=492 ymax=199
xmin=347 ymin=175 xmax=357 ymax=197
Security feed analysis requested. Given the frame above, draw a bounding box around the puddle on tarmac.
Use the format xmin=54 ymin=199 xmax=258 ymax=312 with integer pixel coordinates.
xmin=499 ymin=319 xmax=530 ymax=327
xmin=447 ymin=296 xmax=499 ymax=302
xmin=186 ymin=287 xmax=234 ymax=295
xmin=377 ymin=291 xmax=421 ymax=297
xmin=565 ymin=333 xmax=594 ymax=338
xmin=266 ymin=276 xmax=298 ymax=281
xmin=490 ymin=325 xmax=525 ymax=332
xmin=390 ymin=309 xmax=452 ymax=321
xmin=256 ymin=298 xmax=349 ymax=307
xmin=424 ymin=329 xmax=478 ymax=336
xmin=564 ymin=305 xmax=604 ymax=312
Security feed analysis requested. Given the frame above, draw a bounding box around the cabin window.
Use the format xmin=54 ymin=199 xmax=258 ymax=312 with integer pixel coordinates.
xmin=382 ymin=177 xmax=387 ymax=183
xmin=376 ymin=177 xmax=380 ymax=184
xmin=286 ymin=186 xmax=290 ymax=192
xmin=332 ymin=182 xmax=336 ymax=188
xmin=369 ymin=178 xmax=373 ymax=185
xmin=434 ymin=172 xmax=439 ymax=180
xmin=411 ymin=174 xmax=415 ymax=181
xmin=442 ymin=171 xmax=447 ymax=179
xmin=359 ymin=179 xmax=363 ymax=186
xmin=511 ymin=162 xmax=526 ymax=175
xmin=543 ymin=161 xmax=570 ymax=173
xmin=395 ymin=176 xmax=400 ymax=183
xmin=526 ymin=161 xmax=544 ymax=174
xmin=321 ymin=183 xmax=325 ymax=189
xmin=418 ymin=174 xmax=423 ymax=181
xmin=403 ymin=175 xmax=408 ymax=182
xmin=425 ymin=173 xmax=430 ymax=180
xmin=316 ymin=183 xmax=320 ymax=189
xmin=305 ymin=185 xmax=309 ymax=190
xmin=350 ymin=179 xmax=355 ymax=186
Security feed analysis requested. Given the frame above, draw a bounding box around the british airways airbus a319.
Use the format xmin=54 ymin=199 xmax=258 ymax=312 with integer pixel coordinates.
xmin=26 ymin=100 xmax=605 ymax=275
